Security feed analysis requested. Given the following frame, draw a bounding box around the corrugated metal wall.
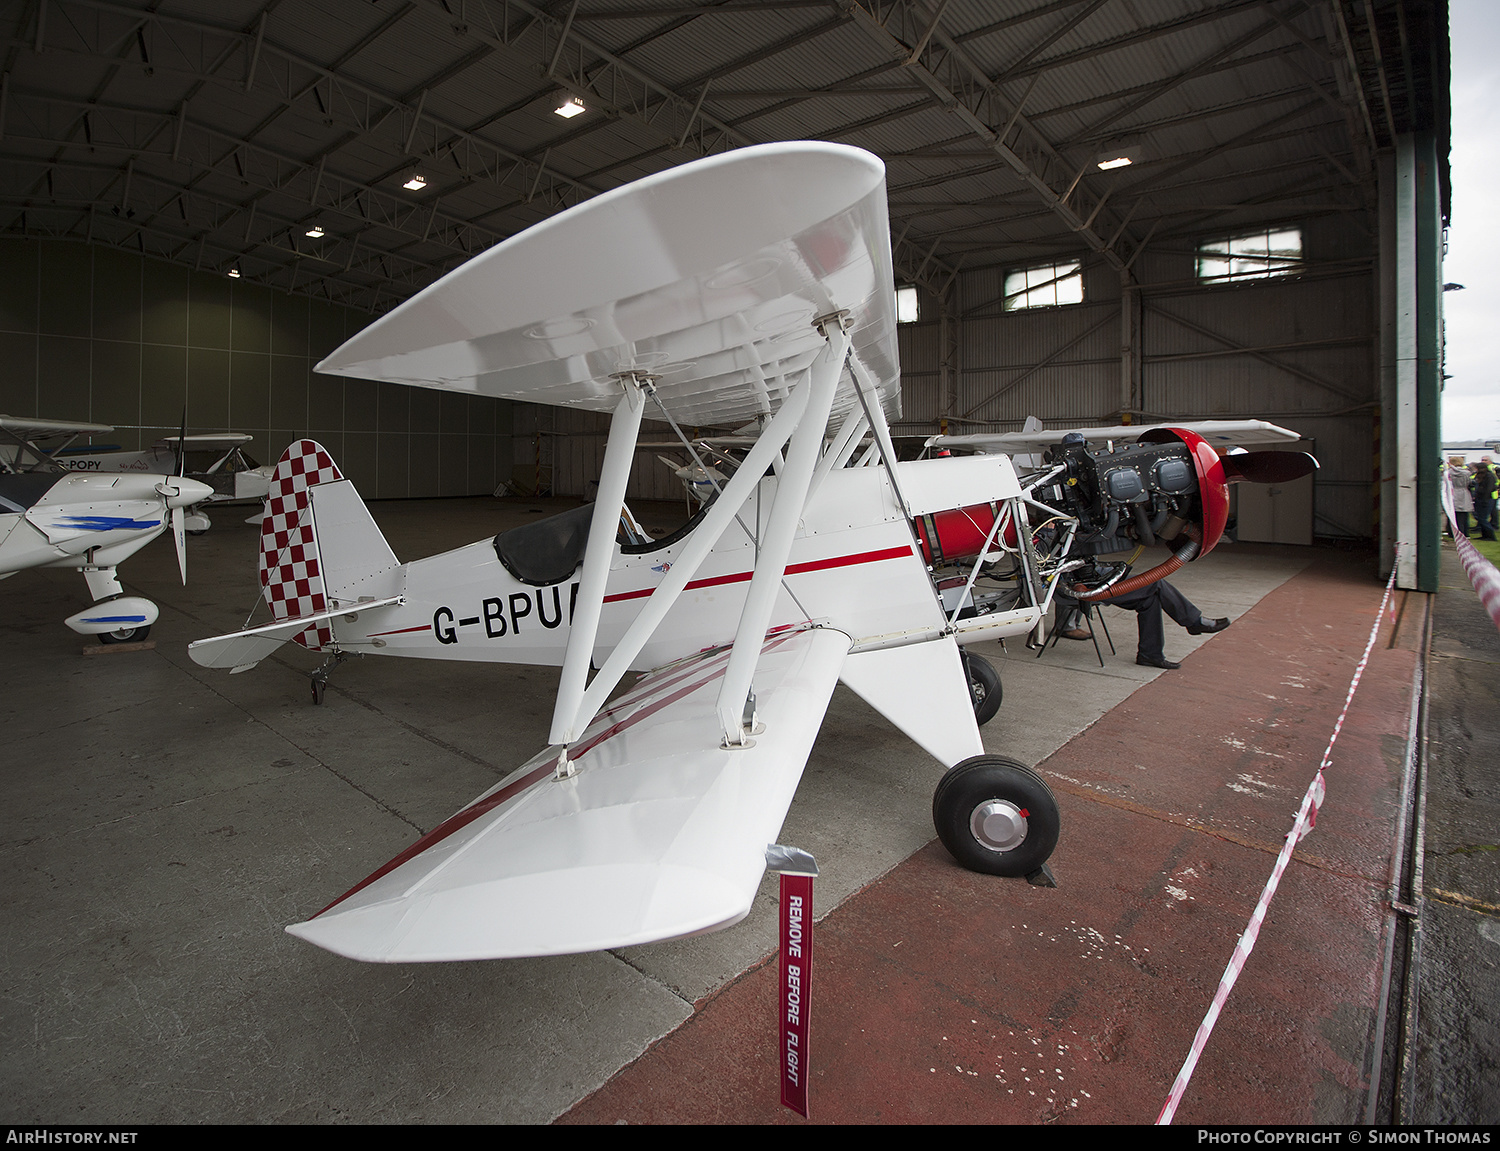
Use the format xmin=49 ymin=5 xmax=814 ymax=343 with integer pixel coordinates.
xmin=524 ymin=403 xmax=708 ymax=505
xmin=0 ymin=238 xmax=514 ymax=501
xmin=889 ymin=214 xmax=1378 ymax=539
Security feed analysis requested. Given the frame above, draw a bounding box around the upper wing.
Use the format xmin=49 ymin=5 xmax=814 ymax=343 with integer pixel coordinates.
xmin=152 ymin=433 xmax=254 ymax=449
xmin=931 ymin=419 xmax=1302 ymax=455
xmin=314 ymin=142 xmax=899 ymax=431
xmin=287 ymin=625 xmax=851 ymax=962
xmin=0 ymin=415 xmax=115 ymax=440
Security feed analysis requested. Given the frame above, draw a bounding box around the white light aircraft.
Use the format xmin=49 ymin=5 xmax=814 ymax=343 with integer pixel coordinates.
xmin=0 ymin=415 xmax=213 ymax=640
xmin=52 ymin=432 xmax=274 ymax=532
xmin=189 ymin=142 xmax=1312 ymax=963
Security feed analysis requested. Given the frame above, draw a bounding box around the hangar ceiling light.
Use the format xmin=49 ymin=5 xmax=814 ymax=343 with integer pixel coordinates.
xmin=0 ymin=1 xmax=1441 ymax=314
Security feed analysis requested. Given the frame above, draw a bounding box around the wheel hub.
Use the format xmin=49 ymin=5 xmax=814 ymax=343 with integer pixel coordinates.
xmin=969 ymin=800 xmax=1028 ymax=852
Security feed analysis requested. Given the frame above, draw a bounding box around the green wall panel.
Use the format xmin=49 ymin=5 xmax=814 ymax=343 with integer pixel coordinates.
xmin=0 ymin=238 xmax=515 ymax=497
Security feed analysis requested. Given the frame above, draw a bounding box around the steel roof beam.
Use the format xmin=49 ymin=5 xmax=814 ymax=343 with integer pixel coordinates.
xmin=49 ymin=1 xmax=604 ymax=198
xmin=1026 ymin=42 xmax=1302 ymax=122
xmin=0 ymin=197 xmax=416 ymax=308
xmin=1112 ymin=97 xmax=1333 ymax=198
xmin=1079 ymin=2 xmax=1311 ymax=141
xmin=967 ymin=0 xmax=1271 ymax=81
xmin=844 ymin=0 xmax=1129 ymax=271
xmin=2 ymin=91 xmax=514 ymax=260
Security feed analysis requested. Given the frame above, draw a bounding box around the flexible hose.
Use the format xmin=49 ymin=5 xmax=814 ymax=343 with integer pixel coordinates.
xmin=1074 ymin=522 xmax=1202 ymax=601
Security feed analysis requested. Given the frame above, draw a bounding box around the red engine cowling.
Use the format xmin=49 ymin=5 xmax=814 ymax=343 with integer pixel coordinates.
xmin=1138 ymin=426 xmax=1230 ymax=556
xmin=914 ymin=503 xmax=1018 ymax=566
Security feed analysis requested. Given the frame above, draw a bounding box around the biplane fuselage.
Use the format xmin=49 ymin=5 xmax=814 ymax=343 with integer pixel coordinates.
xmin=313 ymin=456 xmax=1032 ymax=674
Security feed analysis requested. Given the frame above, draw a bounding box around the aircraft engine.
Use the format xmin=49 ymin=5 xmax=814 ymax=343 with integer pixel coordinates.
xmin=1040 ymin=428 xmax=1226 ymax=560
xmin=1038 ymin=427 xmax=1314 ymax=601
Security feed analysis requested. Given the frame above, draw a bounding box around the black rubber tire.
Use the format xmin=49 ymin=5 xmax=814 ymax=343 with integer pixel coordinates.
xmin=98 ymin=624 xmax=150 ymax=644
xmin=311 ymin=678 xmax=326 ymax=705
xmin=188 ymin=529 xmax=209 ymax=537
xmin=962 ymin=652 xmax=1002 ymax=726
xmin=933 ymin=756 xmax=1059 ymax=877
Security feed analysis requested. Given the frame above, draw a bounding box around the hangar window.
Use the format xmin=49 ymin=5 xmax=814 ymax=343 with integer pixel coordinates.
xmin=895 ymin=285 xmax=919 ymax=323
xmin=1003 ymin=260 xmax=1083 ymax=311
xmin=1197 ymin=227 xmax=1302 ymax=282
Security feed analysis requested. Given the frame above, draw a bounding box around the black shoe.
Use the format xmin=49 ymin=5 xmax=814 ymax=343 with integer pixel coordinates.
xmin=1136 ymin=653 xmax=1181 ymax=670
xmin=1186 ymin=617 xmax=1230 ymax=635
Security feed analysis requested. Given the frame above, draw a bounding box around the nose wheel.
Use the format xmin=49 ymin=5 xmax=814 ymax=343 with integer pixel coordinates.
xmin=98 ymin=624 xmax=151 ymax=644
xmin=933 ymin=756 xmax=1059 ymax=877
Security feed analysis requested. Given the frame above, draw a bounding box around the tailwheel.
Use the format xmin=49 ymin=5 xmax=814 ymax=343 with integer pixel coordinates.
xmin=98 ymin=624 xmax=151 ymax=644
xmin=933 ymin=756 xmax=1059 ymax=877
xmin=960 ymin=650 xmax=1002 ymax=726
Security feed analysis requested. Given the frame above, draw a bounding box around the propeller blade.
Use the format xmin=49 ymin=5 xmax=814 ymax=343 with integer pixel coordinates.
xmin=1221 ymin=450 xmax=1319 ymax=484
xmin=173 ymin=504 xmax=187 ymax=585
xmin=176 ymin=408 xmax=187 ymax=478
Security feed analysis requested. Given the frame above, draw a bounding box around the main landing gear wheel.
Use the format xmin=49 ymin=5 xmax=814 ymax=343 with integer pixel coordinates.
xmin=98 ymin=624 xmax=151 ymax=644
xmin=933 ymin=756 xmax=1059 ymax=877
xmin=961 ymin=651 xmax=1002 ymax=726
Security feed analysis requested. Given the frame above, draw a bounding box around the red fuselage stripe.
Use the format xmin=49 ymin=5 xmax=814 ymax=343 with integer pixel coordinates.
xmin=602 ymin=545 xmax=912 ymax=604
xmin=312 ymin=631 xmax=801 ymax=918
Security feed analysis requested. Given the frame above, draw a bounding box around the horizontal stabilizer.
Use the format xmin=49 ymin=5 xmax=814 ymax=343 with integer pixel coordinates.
xmin=839 ymin=638 xmax=984 ymax=768
xmin=287 ymin=625 xmax=851 ymax=961
xmin=187 ymin=595 xmax=404 ymax=671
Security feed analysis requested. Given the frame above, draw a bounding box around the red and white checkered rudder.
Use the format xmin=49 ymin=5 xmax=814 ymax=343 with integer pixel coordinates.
xmin=259 ymin=440 xmax=344 ymax=650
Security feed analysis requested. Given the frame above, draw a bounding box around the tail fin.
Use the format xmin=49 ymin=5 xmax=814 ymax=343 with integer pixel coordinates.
xmin=260 ymin=440 xmax=398 ymax=649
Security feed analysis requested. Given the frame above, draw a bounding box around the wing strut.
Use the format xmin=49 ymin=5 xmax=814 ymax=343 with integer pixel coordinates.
xmin=716 ymin=314 xmax=850 ymax=746
xmin=806 ymin=406 xmax=868 ymax=505
xmin=548 ymin=376 xmax=645 ymax=749
xmin=547 ymin=347 xmax=820 ymax=761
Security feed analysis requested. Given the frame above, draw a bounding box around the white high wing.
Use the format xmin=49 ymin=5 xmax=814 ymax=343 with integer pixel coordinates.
xmin=190 ymin=142 xmax=1311 ymax=963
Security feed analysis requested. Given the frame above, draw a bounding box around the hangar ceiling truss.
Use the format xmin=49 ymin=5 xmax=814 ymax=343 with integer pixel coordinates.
xmin=0 ymin=0 xmax=1446 ymax=315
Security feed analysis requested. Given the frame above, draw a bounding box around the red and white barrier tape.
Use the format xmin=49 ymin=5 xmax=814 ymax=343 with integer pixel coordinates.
xmin=1156 ymin=552 xmax=1402 ymax=1124
xmin=1442 ymin=479 xmax=1500 ymax=632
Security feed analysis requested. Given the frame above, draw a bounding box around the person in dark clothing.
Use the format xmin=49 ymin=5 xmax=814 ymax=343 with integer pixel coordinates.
xmin=1056 ymin=579 xmax=1230 ymax=669
xmin=1473 ymin=459 xmax=1498 ymax=541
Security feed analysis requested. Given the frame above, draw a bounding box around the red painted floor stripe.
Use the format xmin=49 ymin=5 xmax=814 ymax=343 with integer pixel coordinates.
xmin=560 ymin=549 xmax=1418 ymax=1125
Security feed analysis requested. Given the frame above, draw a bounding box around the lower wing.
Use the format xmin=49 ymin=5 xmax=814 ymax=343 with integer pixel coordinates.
xmin=287 ymin=624 xmax=852 ymax=962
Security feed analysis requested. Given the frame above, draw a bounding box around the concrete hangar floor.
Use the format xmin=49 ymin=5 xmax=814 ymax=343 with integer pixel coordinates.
xmin=2 ymin=494 xmax=1455 ymax=1124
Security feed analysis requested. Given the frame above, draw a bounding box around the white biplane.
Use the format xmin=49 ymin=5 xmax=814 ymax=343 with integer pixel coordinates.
xmin=189 ymin=142 xmax=1312 ymax=963
xmin=0 ymin=415 xmax=213 ymax=640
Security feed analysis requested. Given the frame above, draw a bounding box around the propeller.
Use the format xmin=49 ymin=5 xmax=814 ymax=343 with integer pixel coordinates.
xmin=1220 ymin=450 xmax=1319 ymax=484
xmin=173 ymin=410 xmax=188 ymax=584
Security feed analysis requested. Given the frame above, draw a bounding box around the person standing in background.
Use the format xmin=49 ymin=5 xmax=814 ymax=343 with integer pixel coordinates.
xmin=1447 ymin=456 xmax=1475 ymax=537
xmin=1473 ymin=458 xmax=1498 ymax=541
